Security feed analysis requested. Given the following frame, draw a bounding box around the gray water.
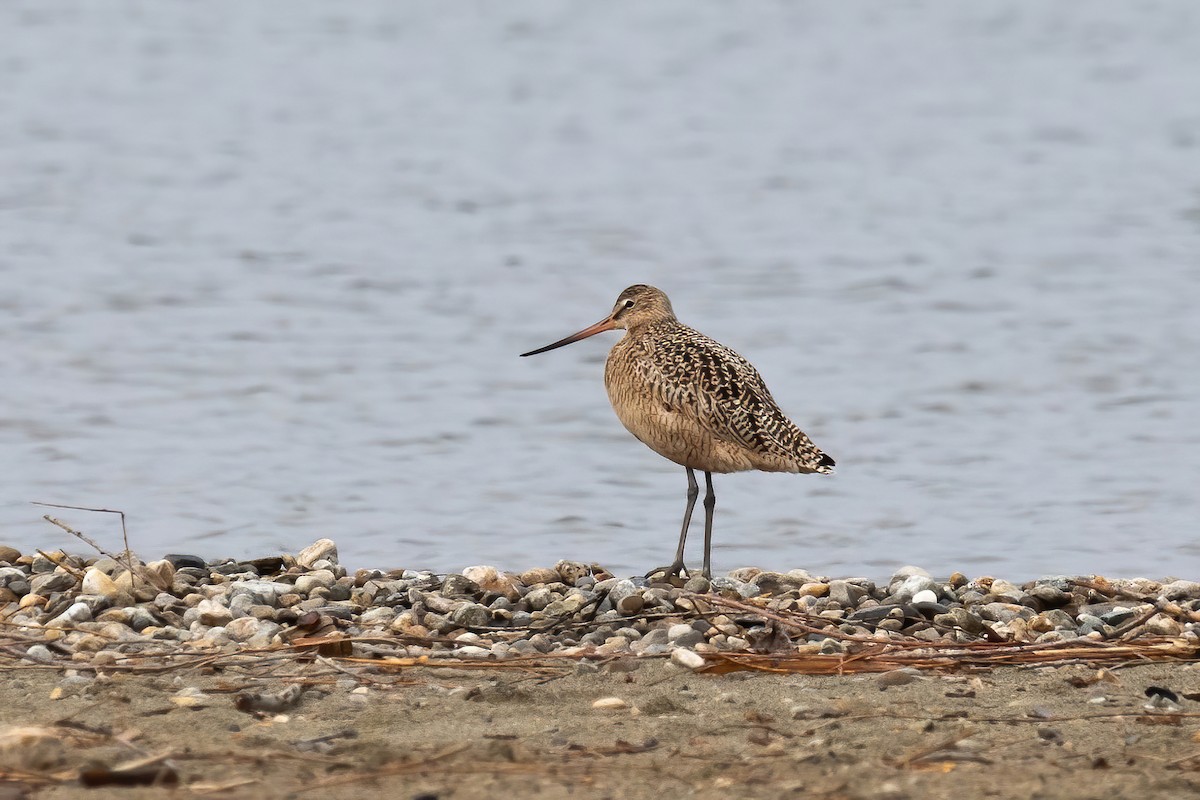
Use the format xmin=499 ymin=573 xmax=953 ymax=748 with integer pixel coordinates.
xmin=2 ymin=2 xmax=1198 ymax=580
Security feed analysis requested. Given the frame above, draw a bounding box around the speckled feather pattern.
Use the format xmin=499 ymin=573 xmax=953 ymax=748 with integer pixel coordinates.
xmin=603 ymin=289 xmax=834 ymax=476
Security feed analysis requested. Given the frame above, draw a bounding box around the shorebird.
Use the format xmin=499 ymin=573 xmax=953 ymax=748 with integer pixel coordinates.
xmin=520 ymin=285 xmax=834 ymax=579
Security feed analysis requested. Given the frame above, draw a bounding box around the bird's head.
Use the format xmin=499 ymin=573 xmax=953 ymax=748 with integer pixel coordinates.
xmin=519 ymin=284 xmax=677 ymax=357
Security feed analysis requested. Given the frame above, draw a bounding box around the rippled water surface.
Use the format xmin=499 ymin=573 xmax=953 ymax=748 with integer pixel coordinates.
xmin=3 ymin=2 xmax=1199 ymax=579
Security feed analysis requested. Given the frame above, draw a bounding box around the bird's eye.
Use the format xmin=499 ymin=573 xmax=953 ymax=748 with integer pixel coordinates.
xmin=623 ymin=299 xmax=635 ymax=309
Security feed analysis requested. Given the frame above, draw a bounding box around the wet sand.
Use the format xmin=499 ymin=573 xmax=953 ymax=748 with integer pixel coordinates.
xmin=4 ymin=657 xmax=1200 ymax=799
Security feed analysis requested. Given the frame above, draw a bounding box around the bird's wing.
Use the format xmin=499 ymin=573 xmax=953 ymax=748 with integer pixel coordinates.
xmin=641 ymin=327 xmax=783 ymax=453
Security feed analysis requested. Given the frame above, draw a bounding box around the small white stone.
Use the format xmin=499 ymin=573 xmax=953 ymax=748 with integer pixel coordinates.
xmin=911 ymin=589 xmax=938 ymax=604
xmin=670 ymin=648 xmax=706 ymax=670
xmin=592 ymin=697 xmax=628 ymax=711
xmin=455 ymin=645 xmax=492 ymax=658
xmin=296 ymin=539 xmax=338 ymax=568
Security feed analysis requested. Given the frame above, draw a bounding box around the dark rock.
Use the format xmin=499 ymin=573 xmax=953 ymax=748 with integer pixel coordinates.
xmin=246 ymin=557 xmax=286 ymax=575
xmin=1023 ymin=584 xmax=1072 ymax=609
xmin=441 ymin=574 xmax=481 ymax=597
xmin=30 ymin=572 xmax=76 ymax=595
xmin=849 ymin=604 xmax=907 ymax=623
xmin=165 ymin=554 xmax=207 ymax=570
xmin=912 ymin=601 xmax=949 ymax=617
xmin=934 ymin=607 xmax=985 ymax=635
xmin=1100 ymin=607 xmax=1138 ymax=626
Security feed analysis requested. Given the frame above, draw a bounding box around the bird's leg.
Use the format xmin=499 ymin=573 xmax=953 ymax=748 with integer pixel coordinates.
xmin=646 ymin=467 xmax=698 ymax=580
xmin=671 ymin=467 xmax=700 ymax=576
xmin=701 ymin=471 xmax=716 ymax=579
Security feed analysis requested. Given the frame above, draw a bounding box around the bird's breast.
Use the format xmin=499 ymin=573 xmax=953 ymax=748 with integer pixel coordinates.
xmin=603 ymin=339 xmax=755 ymax=473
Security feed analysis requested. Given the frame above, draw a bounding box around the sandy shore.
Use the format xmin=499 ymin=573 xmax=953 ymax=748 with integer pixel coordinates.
xmin=3 ymin=657 xmax=1200 ymax=799
xmin=4 ymin=543 xmax=1200 ymax=798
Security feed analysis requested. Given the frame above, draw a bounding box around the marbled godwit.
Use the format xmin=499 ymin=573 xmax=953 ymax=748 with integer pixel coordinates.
xmin=520 ymin=285 xmax=834 ymax=579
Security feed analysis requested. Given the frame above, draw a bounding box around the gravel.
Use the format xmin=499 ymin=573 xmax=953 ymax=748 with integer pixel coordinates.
xmin=1 ymin=540 xmax=1197 ymax=667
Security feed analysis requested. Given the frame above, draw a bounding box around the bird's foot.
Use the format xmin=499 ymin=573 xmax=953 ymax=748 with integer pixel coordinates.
xmin=644 ymin=562 xmax=689 ymax=585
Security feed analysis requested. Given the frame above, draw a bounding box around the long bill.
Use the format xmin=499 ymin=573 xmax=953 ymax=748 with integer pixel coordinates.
xmin=519 ymin=316 xmax=616 ymax=357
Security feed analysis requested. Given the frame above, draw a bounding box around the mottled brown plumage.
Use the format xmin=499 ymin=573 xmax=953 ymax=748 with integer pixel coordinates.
xmin=521 ymin=284 xmax=833 ymax=578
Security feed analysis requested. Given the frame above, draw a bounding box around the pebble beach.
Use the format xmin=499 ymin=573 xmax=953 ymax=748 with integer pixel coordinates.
xmin=3 ymin=539 xmax=1198 ymax=664
xmin=4 ymin=539 xmax=1200 ymax=798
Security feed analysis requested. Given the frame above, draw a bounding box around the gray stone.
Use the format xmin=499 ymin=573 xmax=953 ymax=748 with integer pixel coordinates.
xmin=528 ymin=633 xmax=555 ymax=653
xmin=228 ymin=580 xmax=291 ymax=606
xmin=31 ymin=554 xmax=65 ymax=574
xmin=1076 ymin=614 xmax=1111 ymax=636
xmin=47 ymin=601 xmax=92 ymax=628
xmin=889 ymin=565 xmax=931 ymax=587
xmin=451 ymin=603 xmax=490 ymax=629
xmin=978 ymin=602 xmax=1033 ymax=623
xmin=987 ymin=579 xmax=1023 ymax=601
xmin=544 ymin=593 xmax=589 ymax=617
xmin=294 ymin=570 xmax=336 ymax=595
xmin=441 ymin=574 xmax=481 ymax=597
xmin=1040 ymin=609 xmax=1078 ymax=630
xmin=25 ymin=644 xmax=54 ymax=662
xmin=31 ymin=572 xmax=77 ymax=595
xmin=786 ymin=568 xmax=818 ymax=584
xmin=1145 ymin=614 xmax=1183 ymax=636
xmin=508 ymin=639 xmax=538 ymax=655
xmin=1161 ymin=580 xmax=1200 ymax=600
xmin=127 ymin=607 xmax=159 ymax=631
xmin=0 ymin=566 xmax=27 ymax=586
xmin=641 ymin=587 xmax=676 ymax=608
xmin=1100 ymin=606 xmax=1137 ymax=626
xmin=1024 ymin=584 xmax=1072 ymax=608
xmin=751 ymin=571 xmax=803 ymax=594
xmin=818 ymin=637 xmax=846 ymax=655
xmin=709 ymin=576 xmax=761 ymax=599
xmin=640 ymin=628 xmax=670 ymax=647
xmin=359 ymin=606 xmax=396 ymax=626
xmin=524 ymin=587 xmax=555 ymax=611
xmin=229 ymin=593 xmax=257 ymax=619
xmin=893 ymin=575 xmax=938 ymax=601
xmin=849 ymin=604 xmax=907 ymax=623
xmin=911 ymin=627 xmax=946 ymax=642
xmin=933 ymin=607 xmax=985 ymax=635
xmin=829 ymin=580 xmax=867 ymax=608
